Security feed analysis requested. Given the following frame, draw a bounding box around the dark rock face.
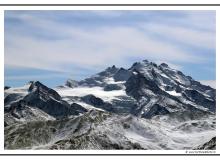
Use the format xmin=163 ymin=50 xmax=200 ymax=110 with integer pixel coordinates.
xmin=123 ymin=60 xmax=216 ymax=120
xmin=24 ymin=95 xmax=75 ymax=118
xmin=125 ymin=72 xmax=162 ymax=100
xmin=110 ymin=96 xmax=139 ymax=114
xmin=175 ymin=85 xmax=182 ymax=93
xmin=104 ymin=84 xmax=123 ymax=91
xmin=78 ymin=66 xmax=119 ymax=87
xmin=141 ymin=104 xmax=170 ymax=119
xmin=81 ymin=94 xmax=105 ymax=106
xmin=4 ymin=121 xmax=8 ymax=127
xmin=4 ymin=86 xmax=10 ymax=90
xmin=5 ymin=81 xmax=83 ymax=120
xmin=70 ymin=103 xmax=88 ymax=115
xmin=23 ymin=86 xmax=77 ymax=118
xmin=191 ymin=80 xmax=215 ymax=98
xmin=28 ymin=81 xmax=61 ymax=101
xmin=6 ymin=99 xmax=26 ymax=113
xmin=81 ymin=94 xmax=115 ymax=112
xmin=113 ymin=68 xmax=132 ymax=82
xmin=4 ymin=93 xmax=23 ymax=106
xmin=195 ymin=137 xmax=216 ymax=150
xmin=160 ymin=63 xmax=169 ymax=68
xmin=65 ymin=79 xmax=78 ymax=88
xmin=183 ymin=89 xmax=215 ymax=112
xmin=164 ymin=85 xmax=175 ymax=91
xmin=99 ymin=65 xmax=119 ymax=77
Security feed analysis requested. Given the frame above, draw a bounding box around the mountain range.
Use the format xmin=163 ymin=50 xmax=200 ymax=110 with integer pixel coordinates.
xmin=4 ymin=60 xmax=216 ymax=150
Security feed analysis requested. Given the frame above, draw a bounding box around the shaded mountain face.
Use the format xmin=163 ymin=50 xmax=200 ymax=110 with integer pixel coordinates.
xmin=65 ymin=79 xmax=78 ymax=88
xmin=4 ymin=60 xmax=216 ymax=150
xmin=4 ymin=81 xmax=87 ymax=125
xmin=77 ymin=65 xmax=120 ymax=87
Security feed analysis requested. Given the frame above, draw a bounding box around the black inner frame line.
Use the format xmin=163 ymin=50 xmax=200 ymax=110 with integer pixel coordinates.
xmin=0 ymin=4 xmax=220 ymax=6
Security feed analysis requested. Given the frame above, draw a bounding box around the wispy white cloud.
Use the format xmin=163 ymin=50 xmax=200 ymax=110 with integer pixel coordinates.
xmin=4 ymin=11 xmax=216 ymax=82
xmin=5 ymin=73 xmax=68 ymax=81
xmin=5 ymin=12 xmax=208 ymax=73
xmin=183 ymin=11 xmax=215 ymax=32
xmin=141 ymin=23 xmax=215 ymax=49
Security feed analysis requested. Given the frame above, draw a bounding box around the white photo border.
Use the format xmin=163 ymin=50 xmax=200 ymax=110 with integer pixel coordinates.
xmin=0 ymin=4 xmax=218 ymax=155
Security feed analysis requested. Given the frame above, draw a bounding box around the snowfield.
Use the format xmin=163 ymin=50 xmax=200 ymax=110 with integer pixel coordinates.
xmin=166 ymin=90 xmax=181 ymax=96
xmin=4 ymin=84 xmax=30 ymax=97
xmin=56 ymin=86 xmax=127 ymax=102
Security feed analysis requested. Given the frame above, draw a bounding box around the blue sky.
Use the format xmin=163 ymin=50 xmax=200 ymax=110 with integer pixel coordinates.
xmin=4 ymin=10 xmax=216 ymax=88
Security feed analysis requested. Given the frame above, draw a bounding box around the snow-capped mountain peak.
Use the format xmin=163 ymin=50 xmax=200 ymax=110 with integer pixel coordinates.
xmin=4 ymin=59 xmax=216 ymax=150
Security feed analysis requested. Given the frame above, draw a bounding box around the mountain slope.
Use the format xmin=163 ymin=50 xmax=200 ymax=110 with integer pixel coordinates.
xmin=4 ymin=59 xmax=216 ymax=150
xmin=5 ymin=110 xmax=215 ymax=150
xmin=57 ymin=60 xmax=215 ymax=119
xmin=4 ymin=81 xmax=87 ymax=125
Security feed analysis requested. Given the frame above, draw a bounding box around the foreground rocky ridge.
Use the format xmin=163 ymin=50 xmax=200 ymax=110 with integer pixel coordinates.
xmin=4 ymin=60 xmax=216 ymax=150
xmin=5 ymin=110 xmax=215 ymax=150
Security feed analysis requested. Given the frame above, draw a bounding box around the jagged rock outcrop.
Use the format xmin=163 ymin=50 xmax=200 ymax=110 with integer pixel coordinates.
xmin=4 ymin=81 xmax=86 ymax=125
xmin=194 ymin=137 xmax=216 ymax=150
xmin=65 ymin=79 xmax=78 ymax=88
